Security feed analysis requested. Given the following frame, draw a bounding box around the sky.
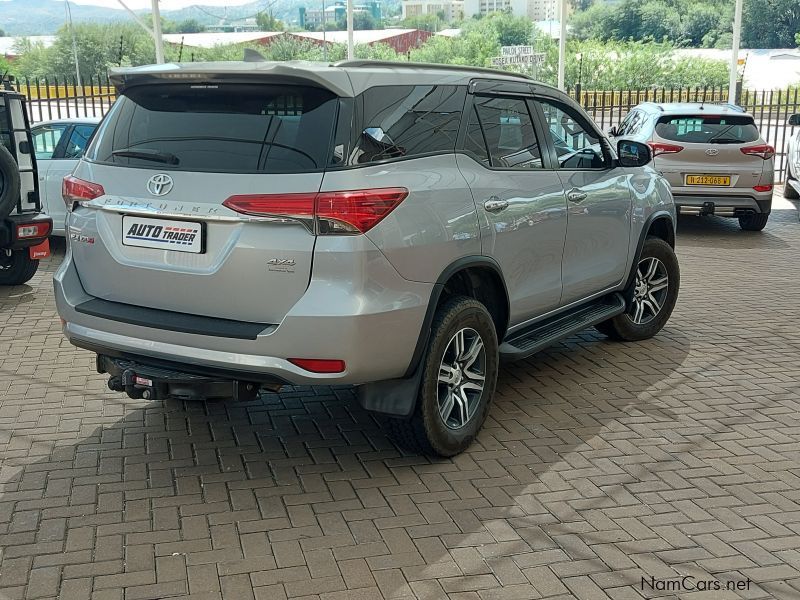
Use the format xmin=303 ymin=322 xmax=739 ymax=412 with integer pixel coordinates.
xmin=68 ymin=0 xmax=256 ymax=9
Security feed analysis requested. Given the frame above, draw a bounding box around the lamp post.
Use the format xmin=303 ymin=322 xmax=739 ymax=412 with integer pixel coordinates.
xmin=576 ymin=51 xmax=583 ymax=97
xmin=557 ymin=0 xmax=567 ymax=91
xmin=728 ymin=0 xmax=743 ymax=104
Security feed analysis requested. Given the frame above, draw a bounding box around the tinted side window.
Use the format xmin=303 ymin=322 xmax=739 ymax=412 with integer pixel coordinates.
xmin=470 ymin=95 xmax=543 ymax=170
xmin=63 ymin=124 xmax=96 ymax=159
xmin=346 ymin=85 xmax=466 ymax=166
xmin=538 ymin=99 xmax=607 ymax=169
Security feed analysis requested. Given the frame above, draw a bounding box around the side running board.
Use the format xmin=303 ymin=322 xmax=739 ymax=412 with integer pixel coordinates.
xmin=499 ymin=293 xmax=626 ymax=361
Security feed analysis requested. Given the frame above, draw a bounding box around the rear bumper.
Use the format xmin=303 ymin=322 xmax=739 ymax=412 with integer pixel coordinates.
xmin=672 ymin=193 xmax=772 ymax=217
xmin=54 ymin=244 xmax=433 ymax=386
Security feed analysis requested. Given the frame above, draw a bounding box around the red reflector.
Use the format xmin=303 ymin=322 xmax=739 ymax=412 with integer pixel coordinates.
xmin=29 ymin=239 xmax=50 ymax=259
xmin=740 ymin=144 xmax=775 ymax=160
xmin=223 ymin=188 xmax=409 ymax=234
xmin=17 ymin=221 xmax=51 ymax=239
xmin=647 ymin=142 xmax=684 ymax=157
xmin=63 ymin=175 xmax=105 ymax=206
xmin=753 ymin=184 xmax=773 ymax=192
xmin=288 ymin=358 xmax=346 ymax=373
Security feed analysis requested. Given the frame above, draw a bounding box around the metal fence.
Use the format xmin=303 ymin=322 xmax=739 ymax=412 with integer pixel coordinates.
xmin=11 ymin=74 xmax=800 ymax=181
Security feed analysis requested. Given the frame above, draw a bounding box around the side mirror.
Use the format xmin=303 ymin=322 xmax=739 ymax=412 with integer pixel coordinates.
xmin=788 ymin=114 xmax=800 ymax=126
xmin=617 ymin=140 xmax=651 ymax=168
xmin=607 ymin=126 xmax=619 ymax=137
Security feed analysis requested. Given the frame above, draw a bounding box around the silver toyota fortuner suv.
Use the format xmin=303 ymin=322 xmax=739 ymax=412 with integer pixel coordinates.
xmin=55 ymin=60 xmax=679 ymax=456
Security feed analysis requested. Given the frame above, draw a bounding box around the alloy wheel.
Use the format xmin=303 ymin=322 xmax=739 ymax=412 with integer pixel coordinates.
xmin=627 ymin=256 xmax=669 ymax=325
xmin=437 ymin=327 xmax=486 ymax=430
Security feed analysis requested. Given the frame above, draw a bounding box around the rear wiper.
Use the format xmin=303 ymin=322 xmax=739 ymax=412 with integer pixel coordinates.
xmin=111 ymin=148 xmax=179 ymax=165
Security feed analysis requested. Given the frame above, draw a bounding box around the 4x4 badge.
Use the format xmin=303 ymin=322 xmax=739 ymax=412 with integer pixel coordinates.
xmin=147 ymin=174 xmax=173 ymax=196
xmin=267 ymin=258 xmax=295 ymax=272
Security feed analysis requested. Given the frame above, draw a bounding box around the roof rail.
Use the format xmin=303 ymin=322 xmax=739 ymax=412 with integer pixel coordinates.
xmin=332 ymin=60 xmax=535 ymax=81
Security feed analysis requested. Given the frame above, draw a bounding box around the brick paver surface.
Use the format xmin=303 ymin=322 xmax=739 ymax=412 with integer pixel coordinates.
xmin=2 ymin=197 xmax=800 ymax=600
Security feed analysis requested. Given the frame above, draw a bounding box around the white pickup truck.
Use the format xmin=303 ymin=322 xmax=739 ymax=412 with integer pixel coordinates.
xmin=0 ymin=88 xmax=53 ymax=285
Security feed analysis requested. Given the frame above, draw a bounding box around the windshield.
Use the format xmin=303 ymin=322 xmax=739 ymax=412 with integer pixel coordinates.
xmin=87 ymin=83 xmax=338 ymax=173
xmin=655 ymin=114 xmax=759 ymax=144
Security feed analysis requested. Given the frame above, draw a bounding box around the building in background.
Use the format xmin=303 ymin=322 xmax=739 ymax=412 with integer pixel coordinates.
xmin=401 ymin=0 xmax=464 ymax=22
xmin=299 ymin=1 xmax=382 ymax=29
xmin=289 ymin=28 xmax=432 ymax=53
xmin=462 ymin=0 xmax=560 ymax=20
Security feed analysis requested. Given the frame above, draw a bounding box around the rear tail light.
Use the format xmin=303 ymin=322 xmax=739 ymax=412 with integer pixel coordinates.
xmin=16 ymin=221 xmax=51 ymax=239
xmin=753 ymin=184 xmax=773 ymax=192
xmin=647 ymin=142 xmax=684 ymax=157
xmin=740 ymin=144 xmax=775 ymax=160
xmin=223 ymin=187 xmax=409 ymax=235
xmin=288 ymin=358 xmax=346 ymax=373
xmin=63 ymin=175 xmax=105 ymax=209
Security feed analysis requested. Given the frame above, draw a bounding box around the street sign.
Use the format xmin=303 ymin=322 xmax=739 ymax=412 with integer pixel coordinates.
xmin=501 ymin=45 xmax=535 ymax=57
xmin=491 ymin=53 xmax=545 ymax=67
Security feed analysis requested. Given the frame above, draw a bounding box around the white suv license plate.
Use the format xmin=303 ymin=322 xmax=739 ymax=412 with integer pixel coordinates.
xmin=122 ymin=216 xmax=204 ymax=254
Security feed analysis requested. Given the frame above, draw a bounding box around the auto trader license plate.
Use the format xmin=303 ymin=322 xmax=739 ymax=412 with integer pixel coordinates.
xmin=122 ymin=216 xmax=203 ymax=254
xmin=686 ymin=175 xmax=731 ymax=186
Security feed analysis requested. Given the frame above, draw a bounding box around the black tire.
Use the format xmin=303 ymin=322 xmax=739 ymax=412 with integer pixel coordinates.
xmin=738 ymin=212 xmax=769 ymax=231
xmin=0 ymin=145 xmax=21 ymax=219
xmin=595 ymin=237 xmax=679 ymax=342
xmin=0 ymin=250 xmax=39 ymax=286
xmin=783 ymin=164 xmax=799 ymax=200
xmin=384 ymin=296 xmax=499 ymax=457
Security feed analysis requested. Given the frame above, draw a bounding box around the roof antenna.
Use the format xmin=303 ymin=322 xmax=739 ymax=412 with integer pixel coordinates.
xmin=244 ymin=48 xmax=267 ymax=62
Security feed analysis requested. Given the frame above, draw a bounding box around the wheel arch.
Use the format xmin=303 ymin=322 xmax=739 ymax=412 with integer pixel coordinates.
xmin=624 ymin=211 xmax=675 ymax=295
xmin=405 ymin=256 xmax=510 ymax=379
xmin=358 ymin=255 xmax=510 ymax=419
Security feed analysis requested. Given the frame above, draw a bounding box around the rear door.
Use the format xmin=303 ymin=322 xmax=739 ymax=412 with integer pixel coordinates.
xmin=456 ymin=92 xmax=567 ymax=323
xmin=44 ymin=123 xmax=96 ymax=233
xmin=69 ymin=82 xmax=339 ymax=324
xmin=32 ymin=123 xmax=68 ymax=215
xmin=652 ymin=114 xmax=764 ymax=193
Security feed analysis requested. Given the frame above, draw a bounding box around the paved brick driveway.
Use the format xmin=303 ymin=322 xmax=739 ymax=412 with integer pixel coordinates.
xmin=1 ymin=197 xmax=800 ymax=600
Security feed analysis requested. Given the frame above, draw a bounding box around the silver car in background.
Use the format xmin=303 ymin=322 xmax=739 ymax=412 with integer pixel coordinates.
xmin=611 ymin=103 xmax=775 ymax=231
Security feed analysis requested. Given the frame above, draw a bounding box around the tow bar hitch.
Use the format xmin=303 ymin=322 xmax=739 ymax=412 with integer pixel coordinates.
xmin=99 ymin=356 xmax=274 ymax=401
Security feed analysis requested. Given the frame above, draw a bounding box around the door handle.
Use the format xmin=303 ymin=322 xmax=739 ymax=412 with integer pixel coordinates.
xmin=567 ymin=189 xmax=588 ymax=203
xmin=484 ymin=197 xmax=509 ymax=212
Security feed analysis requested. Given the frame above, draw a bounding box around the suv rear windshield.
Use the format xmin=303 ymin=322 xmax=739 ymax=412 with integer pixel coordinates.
xmin=87 ymin=83 xmax=338 ymax=173
xmin=655 ymin=114 xmax=759 ymax=144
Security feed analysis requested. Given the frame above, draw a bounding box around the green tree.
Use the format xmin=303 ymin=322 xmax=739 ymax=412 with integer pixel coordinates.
xmin=400 ymin=14 xmax=443 ymax=32
xmin=742 ymin=0 xmax=799 ymax=48
xmin=256 ymin=11 xmax=285 ymax=31
xmin=175 ymin=19 xmax=206 ymax=34
xmin=336 ymin=12 xmax=377 ymax=30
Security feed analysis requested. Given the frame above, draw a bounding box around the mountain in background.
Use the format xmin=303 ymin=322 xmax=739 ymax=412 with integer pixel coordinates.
xmin=0 ymin=0 xmax=306 ymax=35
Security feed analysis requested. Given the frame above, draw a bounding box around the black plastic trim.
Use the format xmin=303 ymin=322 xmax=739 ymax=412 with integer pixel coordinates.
xmin=75 ymin=339 xmax=290 ymax=385
xmin=402 ymin=255 xmax=509 ymax=379
xmin=623 ymin=212 xmax=675 ymax=295
xmin=74 ymin=298 xmax=273 ymax=340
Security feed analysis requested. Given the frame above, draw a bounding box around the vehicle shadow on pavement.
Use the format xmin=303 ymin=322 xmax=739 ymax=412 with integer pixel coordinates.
xmin=0 ymin=319 xmax=694 ymax=599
